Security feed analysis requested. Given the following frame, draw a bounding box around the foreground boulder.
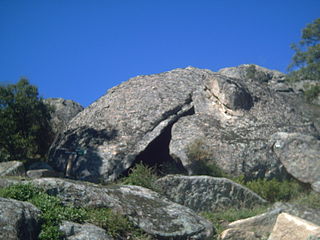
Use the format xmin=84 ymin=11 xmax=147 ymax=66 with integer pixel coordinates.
xmin=0 ymin=161 xmax=25 ymax=177
xmin=48 ymin=66 xmax=318 ymax=183
xmin=156 ymin=175 xmax=266 ymax=212
xmin=268 ymin=213 xmax=320 ymax=240
xmin=0 ymin=197 xmax=41 ymax=240
xmin=270 ymin=132 xmax=320 ymax=193
xmin=28 ymin=178 xmax=214 ymax=239
xmin=60 ymin=221 xmax=113 ymax=240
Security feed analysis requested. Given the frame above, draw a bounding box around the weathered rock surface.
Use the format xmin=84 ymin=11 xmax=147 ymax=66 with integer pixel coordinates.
xmin=0 ymin=161 xmax=25 ymax=177
xmin=48 ymin=65 xmax=318 ymax=183
xmin=219 ymin=228 xmax=260 ymax=240
xmin=0 ymin=197 xmax=41 ymax=240
xmin=156 ymin=175 xmax=266 ymax=212
xmin=44 ymin=98 xmax=83 ymax=134
xmin=27 ymin=178 xmax=214 ymax=239
xmin=28 ymin=161 xmax=54 ymax=171
xmin=270 ymin=132 xmax=320 ymax=192
xmin=26 ymin=169 xmax=63 ymax=179
xmin=60 ymin=221 xmax=113 ymax=240
xmin=268 ymin=213 xmax=320 ymax=240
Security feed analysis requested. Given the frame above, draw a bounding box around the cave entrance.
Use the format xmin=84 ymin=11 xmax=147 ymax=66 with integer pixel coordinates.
xmin=133 ymin=107 xmax=195 ymax=176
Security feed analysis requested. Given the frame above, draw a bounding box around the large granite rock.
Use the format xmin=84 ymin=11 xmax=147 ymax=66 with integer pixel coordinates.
xmin=268 ymin=213 xmax=320 ymax=240
xmin=60 ymin=221 xmax=113 ymax=240
xmin=0 ymin=197 xmax=41 ymax=240
xmin=27 ymin=178 xmax=214 ymax=239
xmin=0 ymin=161 xmax=25 ymax=177
xmin=48 ymin=66 xmax=318 ymax=183
xmin=156 ymin=175 xmax=266 ymax=212
xmin=270 ymin=132 xmax=320 ymax=192
xmin=44 ymin=98 xmax=83 ymax=134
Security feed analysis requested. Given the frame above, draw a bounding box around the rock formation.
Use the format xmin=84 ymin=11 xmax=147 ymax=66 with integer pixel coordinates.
xmin=44 ymin=98 xmax=84 ymax=135
xmin=48 ymin=65 xmax=319 ymax=183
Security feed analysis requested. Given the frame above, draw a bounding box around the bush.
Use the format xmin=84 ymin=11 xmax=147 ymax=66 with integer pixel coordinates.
xmin=235 ymin=177 xmax=306 ymax=202
xmin=304 ymin=84 xmax=320 ymax=103
xmin=120 ymin=163 xmax=159 ymax=191
xmin=186 ymin=139 xmax=226 ymax=177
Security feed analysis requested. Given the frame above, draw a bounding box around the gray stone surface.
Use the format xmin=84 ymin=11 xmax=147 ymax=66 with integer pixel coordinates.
xmin=270 ymin=132 xmax=320 ymax=192
xmin=60 ymin=221 xmax=113 ymax=240
xmin=29 ymin=178 xmax=214 ymax=239
xmin=0 ymin=161 xmax=25 ymax=177
xmin=44 ymin=98 xmax=83 ymax=134
xmin=0 ymin=197 xmax=41 ymax=240
xmin=48 ymin=66 xmax=318 ymax=183
xmin=26 ymin=169 xmax=63 ymax=179
xmin=156 ymin=175 xmax=266 ymax=212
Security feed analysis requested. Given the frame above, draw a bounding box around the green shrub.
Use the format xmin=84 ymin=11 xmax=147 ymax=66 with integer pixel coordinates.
xmin=291 ymin=191 xmax=320 ymax=209
xmin=235 ymin=178 xmax=306 ymax=202
xmin=186 ymin=139 xmax=226 ymax=177
xmin=0 ymin=183 xmax=40 ymax=201
xmin=120 ymin=163 xmax=159 ymax=191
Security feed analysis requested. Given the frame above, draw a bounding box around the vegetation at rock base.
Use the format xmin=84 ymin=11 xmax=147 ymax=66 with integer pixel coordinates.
xmin=0 ymin=79 xmax=53 ymax=163
xmin=0 ymin=183 xmax=152 ymax=240
xmin=119 ymin=163 xmax=160 ymax=192
xmin=186 ymin=138 xmax=226 ymax=177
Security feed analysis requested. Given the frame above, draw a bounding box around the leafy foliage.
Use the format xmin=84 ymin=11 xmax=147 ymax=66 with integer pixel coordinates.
xmin=287 ymin=18 xmax=320 ymax=81
xmin=120 ymin=163 xmax=160 ymax=191
xmin=187 ymin=139 xmax=226 ymax=177
xmin=304 ymin=84 xmax=320 ymax=103
xmin=234 ymin=177 xmax=306 ymax=202
xmin=0 ymin=79 xmax=53 ymax=162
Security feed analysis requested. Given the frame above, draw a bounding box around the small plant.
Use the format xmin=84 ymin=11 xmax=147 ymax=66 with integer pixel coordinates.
xmin=234 ymin=177 xmax=306 ymax=202
xmin=187 ymin=139 xmax=226 ymax=177
xmin=291 ymin=191 xmax=320 ymax=209
xmin=0 ymin=183 xmax=40 ymax=201
xmin=120 ymin=163 xmax=159 ymax=191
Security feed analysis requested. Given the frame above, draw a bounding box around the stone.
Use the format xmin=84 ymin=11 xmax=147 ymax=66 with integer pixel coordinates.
xmin=0 ymin=197 xmax=41 ymax=240
xmin=28 ymin=161 xmax=53 ymax=171
xmin=44 ymin=98 xmax=83 ymax=134
xmin=29 ymin=178 xmax=214 ymax=239
xmin=268 ymin=213 xmax=320 ymax=240
xmin=156 ymin=175 xmax=267 ymax=212
xmin=26 ymin=169 xmax=63 ymax=179
xmin=48 ymin=66 xmax=318 ymax=183
xmin=270 ymin=132 xmax=320 ymax=192
xmin=60 ymin=221 xmax=113 ymax=240
xmin=0 ymin=161 xmax=25 ymax=177
xmin=219 ymin=228 xmax=260 ymax=240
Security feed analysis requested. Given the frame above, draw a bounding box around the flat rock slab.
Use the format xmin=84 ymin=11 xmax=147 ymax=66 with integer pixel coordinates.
xmin=156 ymin=175 xmax=267 ymax=212
xmin=268 ymin=213 xmax=320 ymax=240
xmin=60 ymin=221 xmax=113 ymax=240
xmin=0 ymin=197 xmax=41 ymax=240
xmin=29 ymin=178 xmax=214 ymax=239
xmin=271 ymin=132 xmax=320 ymax=192
xmin=0 ymin=161 xmax=25 ymax=177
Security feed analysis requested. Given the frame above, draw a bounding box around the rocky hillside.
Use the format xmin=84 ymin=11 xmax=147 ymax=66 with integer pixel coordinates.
xmin=0 ymin=64 xmax=319 ymax=240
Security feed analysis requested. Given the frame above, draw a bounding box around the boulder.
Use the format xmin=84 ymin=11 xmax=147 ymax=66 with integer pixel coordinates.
xmin=26 ymin=169 xmax=63 ymax=179
xmin=270 ymin=132 xmax=320 ymax=192
xmin=0 ymin=161 xmax=25 ymax=177
xmin=268 ymin=213 xmax=320 ymax=240
xmin=156 ymin=175 xmax=267 ymax=212
xmin=48 ymin=66 xmax=318 ymax=183
xmin=0 ymin=197 xmax=41 ymax=240
xmin=28 ymin=161 xmax=54 ymax=171
xmin=44 ymin=98 xmax=83 ymax=134
xmin=219 ymin=228 xmax=260 ymax=240
xmin=60 ymin=221 xmax=113 ymax=240
xmin=29 ymin=178 xmax=214 ymax=239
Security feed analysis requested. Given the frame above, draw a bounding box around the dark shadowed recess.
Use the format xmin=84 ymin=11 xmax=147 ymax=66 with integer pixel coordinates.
xmin=130 ymin=107 xmax=196 ymax=176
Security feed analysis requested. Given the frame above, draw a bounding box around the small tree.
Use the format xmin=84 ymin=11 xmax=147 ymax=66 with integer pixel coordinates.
xmin=0 ymin=79 xmax=53 ymax=161
xmin=287 ymin=18 xmax=320 ymax=81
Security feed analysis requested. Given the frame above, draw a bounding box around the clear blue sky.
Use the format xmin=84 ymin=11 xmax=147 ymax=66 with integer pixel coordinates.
xmin=1 ymin=1 xmax=319 ymax=107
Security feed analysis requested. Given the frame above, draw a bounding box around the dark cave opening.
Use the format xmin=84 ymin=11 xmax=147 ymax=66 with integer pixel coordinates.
xmin=131 ymin=107 xmax=195 ymax=176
